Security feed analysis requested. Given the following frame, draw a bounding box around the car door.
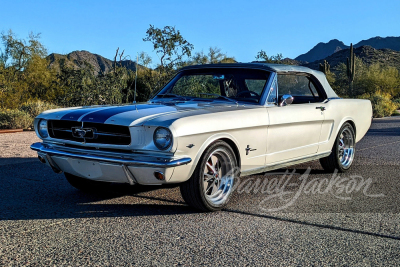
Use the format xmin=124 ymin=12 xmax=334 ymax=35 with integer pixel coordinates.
xmin=265 ymin=73 xmax=325 ymax=164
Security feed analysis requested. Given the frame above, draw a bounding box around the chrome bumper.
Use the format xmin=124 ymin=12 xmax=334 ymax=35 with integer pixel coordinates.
xmin=30 ymin=142 xmax=192 ymax=168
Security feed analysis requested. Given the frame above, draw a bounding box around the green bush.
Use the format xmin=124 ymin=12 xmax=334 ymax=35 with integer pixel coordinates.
xmin=20 ymin=100 xmax=59 ymax=118
xmin=0 ymin=109 xmax=32 ymax=129
xmin=393 ymin=98 xmax=400 ymax=109
xmin=359 ymin=92 xmax=398 ymax=118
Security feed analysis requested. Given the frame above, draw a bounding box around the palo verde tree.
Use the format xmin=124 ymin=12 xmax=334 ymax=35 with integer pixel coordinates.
xmin=255 ymin=50 xmax=283 ymax=63
xmin=0 ymin=30 xmax=53 ymax=108
xmin=0 ymin=30 xmax=47 ymax=70
xmin=142 ymin=25 xmax=194 ymax=93
xmin=143 ymin=25 xmax=194 ymax=70
xmin=191 ymin=47 xmax=236 ymax=65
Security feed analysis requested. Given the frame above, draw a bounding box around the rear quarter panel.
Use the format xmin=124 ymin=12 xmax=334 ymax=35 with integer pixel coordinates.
xmin=318 ymin=98 xmax=372 ymax=154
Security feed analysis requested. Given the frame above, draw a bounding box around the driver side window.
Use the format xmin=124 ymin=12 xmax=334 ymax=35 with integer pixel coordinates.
xmin=244 ymin=79 xmax=266 ymax=96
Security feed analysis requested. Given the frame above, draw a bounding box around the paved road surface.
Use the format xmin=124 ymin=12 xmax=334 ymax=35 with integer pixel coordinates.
xmin=1 ymin=118 xmax=399 ymax=266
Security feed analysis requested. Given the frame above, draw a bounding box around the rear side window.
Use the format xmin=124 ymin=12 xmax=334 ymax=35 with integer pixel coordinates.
xmin=278 ymin=74 xmax=319 ymax=97
xmin=277 ymin=74 xmax=324 ymax=104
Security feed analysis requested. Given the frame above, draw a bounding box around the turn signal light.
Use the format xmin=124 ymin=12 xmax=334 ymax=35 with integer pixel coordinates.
xmin=154 ymin=171 xmax=165 ymax=180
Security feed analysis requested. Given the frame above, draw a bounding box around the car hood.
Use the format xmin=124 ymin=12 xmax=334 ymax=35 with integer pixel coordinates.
xmin=38 ymin=101 xmax=261 ymax=127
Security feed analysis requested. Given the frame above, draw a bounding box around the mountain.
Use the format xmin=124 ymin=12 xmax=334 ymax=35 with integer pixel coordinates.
xmin=295 ymin=36 xmax=400 ymax=63
xmin=355 ymin=36 xmax=400 ymax=51
xmin=47 ymin=50 xmax=139 ymax=75
xmin=295 ymin=39 xmax=348 ymax=63
xmin=302 ymin=45 xmax=400 ymax=72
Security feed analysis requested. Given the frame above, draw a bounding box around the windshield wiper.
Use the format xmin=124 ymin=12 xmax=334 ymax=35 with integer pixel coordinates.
xmin=198 ymin=93 xmax=238 ymax=104
xmin=156 ymin=93 xmax=188 ymax=101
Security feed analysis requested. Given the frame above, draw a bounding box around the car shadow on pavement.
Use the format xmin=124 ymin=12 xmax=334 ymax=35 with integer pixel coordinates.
xmin=366 ymin=127 xmax=400 ymax=136
xmin=371 ymin=117 xmax=400 ymax=124
xmin=0 ymin=158 xmax=327 ymax=221
xmin=222 ymin=208 xmax=400 ymax=241
xmin=0 ymin=160 xmax=197 ymax=221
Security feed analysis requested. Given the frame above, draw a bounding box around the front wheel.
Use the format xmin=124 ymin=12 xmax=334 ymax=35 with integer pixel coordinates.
xmin=180 ymin=140 xmax=238 ymax=211
xmin=320 ymin=122 xmax=356 ymax=173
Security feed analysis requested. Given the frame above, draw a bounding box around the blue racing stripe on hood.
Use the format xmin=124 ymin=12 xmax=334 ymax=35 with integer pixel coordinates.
xmin=60 ymin=107 xmax=106 ymax=121
xmin=80 ymin=104 xmax=162 ymax=123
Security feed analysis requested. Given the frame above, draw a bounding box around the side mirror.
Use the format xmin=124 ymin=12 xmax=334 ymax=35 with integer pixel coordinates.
xmin=279 ymin=94 xmax=294 ymax=106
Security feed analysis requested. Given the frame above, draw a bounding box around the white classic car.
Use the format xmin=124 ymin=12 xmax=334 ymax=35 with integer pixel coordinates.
xmin=31 ymin=63 xmax=372 ymax=211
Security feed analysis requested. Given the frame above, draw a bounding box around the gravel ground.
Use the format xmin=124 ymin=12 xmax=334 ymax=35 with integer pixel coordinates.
xmin=0 ymin=118 xmax=399 ymax=266
xmin=0 ymin=131 xmax=40 ymax=165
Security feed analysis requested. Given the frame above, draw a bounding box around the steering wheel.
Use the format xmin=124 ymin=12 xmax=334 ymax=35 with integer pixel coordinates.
xmin=236 ymin=91 xmax=260 ymax=98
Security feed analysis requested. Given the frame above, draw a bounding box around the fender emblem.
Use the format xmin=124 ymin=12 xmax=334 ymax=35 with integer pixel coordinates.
xmin=245 ymin=145 xmax=256 ymax=155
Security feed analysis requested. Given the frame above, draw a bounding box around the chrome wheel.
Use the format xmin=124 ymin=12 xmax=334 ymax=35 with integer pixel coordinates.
xmin=320 ymin=122 xmax=356 ymax=173
xmin=338 ymin=127 xmax=355 ymax=168
xmin=180 ymin=140 xmax=237 ymax=211
xmin=203 ymin=148 xmax=235 ymax=206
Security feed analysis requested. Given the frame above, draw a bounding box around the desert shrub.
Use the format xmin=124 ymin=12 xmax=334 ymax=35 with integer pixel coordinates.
xmin=0 ymin=109 xmax=32 ymax=129
xmin=20 ymin=100 xmax=59 ymax=118
xmin=359 ymin=92 xmax=398 ymax=118
xmin=393 ymin=98 xmax=400 ymax=109
xmin=334 ymin=60 xmax=400 ymax=98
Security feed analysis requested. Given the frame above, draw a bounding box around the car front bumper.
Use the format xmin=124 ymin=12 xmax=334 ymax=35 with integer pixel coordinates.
xmin=30 ymin=142 xmax=192 ymax=185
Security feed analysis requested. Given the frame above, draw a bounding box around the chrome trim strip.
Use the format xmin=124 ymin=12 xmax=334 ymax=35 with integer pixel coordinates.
xmin=122 ymin=165 xmax=137 ymax=185
xmin=261 ymin=71 xmax=276 ymax=106
xmin=240 ymin=152 xmax=331 ymax=176
xmin=46 ymin=143 xmax=174 ymax=159
xmin=31 ymin=142 xmax=192 ymax=168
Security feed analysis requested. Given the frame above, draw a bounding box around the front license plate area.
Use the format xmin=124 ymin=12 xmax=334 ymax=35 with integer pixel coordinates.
xmin=68 ymin=158 xmax=103 ymax=179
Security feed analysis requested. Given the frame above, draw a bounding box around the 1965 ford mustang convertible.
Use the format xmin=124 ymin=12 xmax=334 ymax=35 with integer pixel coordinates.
xmin=31 ymin=63 xmax=372 ymax=211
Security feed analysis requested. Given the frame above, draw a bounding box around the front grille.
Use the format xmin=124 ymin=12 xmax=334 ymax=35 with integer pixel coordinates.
xmin=48 ymin=120 xmax=131 ymax=145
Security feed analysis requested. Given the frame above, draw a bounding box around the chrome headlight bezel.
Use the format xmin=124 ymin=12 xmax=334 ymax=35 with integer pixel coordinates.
xmin=38 ymin=119 xmax=49 ymax=138
xmin=153 ymin=127 xmax=173 ymax=150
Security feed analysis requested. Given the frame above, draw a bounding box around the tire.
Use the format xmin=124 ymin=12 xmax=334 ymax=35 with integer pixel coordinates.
xmin=320 ymin=122 xmax=356 ymax=173
xmin=180 ymin=140 xmax=238 ymax=212
xmin=64 ymin=173 xmax=106 ymax=192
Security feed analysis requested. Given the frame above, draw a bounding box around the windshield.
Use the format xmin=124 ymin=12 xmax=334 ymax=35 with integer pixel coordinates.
xmin=154 ymin=68 xmax=270 ymax=104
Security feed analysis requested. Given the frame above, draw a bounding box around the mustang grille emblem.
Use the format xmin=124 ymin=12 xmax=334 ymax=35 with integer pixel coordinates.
xmin=72 ymin=127 xmax=96 ymax=140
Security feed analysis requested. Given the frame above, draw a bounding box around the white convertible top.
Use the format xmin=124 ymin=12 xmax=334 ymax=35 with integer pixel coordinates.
xmin=181 ymin=63 xmax=339 ymax=99
xmin=260 ymin=63 xmax=339 ymax=99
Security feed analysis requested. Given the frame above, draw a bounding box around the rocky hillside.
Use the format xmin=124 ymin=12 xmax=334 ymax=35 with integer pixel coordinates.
xmin=47 ymin=50 xmax=139 ymax=75
xmin=296 ymin=39 xmax=348 ymax=63
xmin=296 ymin=36 xmax=400 ymax=63
xmin=303 ymin=45 xmax=400 ymax=72
xmin=356 ymin=36 xmax=400 ymax=51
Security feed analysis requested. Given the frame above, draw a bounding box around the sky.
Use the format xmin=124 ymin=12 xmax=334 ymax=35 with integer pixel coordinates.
xmin=1 ymin=0 xmax=399 ymax=66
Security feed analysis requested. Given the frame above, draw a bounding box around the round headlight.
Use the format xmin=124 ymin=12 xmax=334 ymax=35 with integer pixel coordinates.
xmin=153 ymin=127 xmax=172 ymax=150
xmin=38 ymin=119 xmax=49 ymax=138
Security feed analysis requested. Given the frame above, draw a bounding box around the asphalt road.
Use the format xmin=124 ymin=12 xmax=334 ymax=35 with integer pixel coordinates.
xmin=1 ymin=117 xmax=399 ymax=266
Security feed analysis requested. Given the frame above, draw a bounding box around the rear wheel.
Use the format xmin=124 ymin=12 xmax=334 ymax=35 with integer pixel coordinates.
xmin=320 ymin=122 xmax=355 ymax=173
xmin=180 ymin=141 xmax=238 ymax=211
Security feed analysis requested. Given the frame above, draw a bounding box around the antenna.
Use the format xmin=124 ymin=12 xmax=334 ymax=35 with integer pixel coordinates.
xmin=133 ymin=53 xmax=138 ymax=104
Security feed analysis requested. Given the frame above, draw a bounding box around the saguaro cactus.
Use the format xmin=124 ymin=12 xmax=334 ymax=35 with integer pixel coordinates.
xmin=319 ymin=60 xmax=330 ymax=74
xmin=346 ymin=43 xmax=356 ymax=96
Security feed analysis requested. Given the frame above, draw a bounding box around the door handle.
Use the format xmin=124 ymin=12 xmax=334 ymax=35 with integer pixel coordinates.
xmin=316 ymin=106 xmax=326 ymax=111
